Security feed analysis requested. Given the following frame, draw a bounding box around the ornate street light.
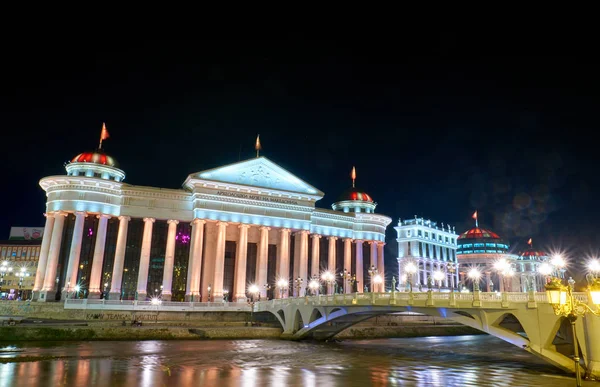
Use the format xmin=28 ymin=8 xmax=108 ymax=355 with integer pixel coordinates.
xmin=308 ymin=277 xmax=320 ymax=296
xmin=368 ymin=265 xmax=378 ymax=293
xmin=294 ymin=277 xmax=303 ymax=297
xmin=433 ymin=270 xmax=444 ymax=292
xmin=207 ymin=284 xmax=212 ymax=302
xmin=404 ymin=262 xmax=417 ymax=292
xmin=447 ymin=262 xmax=456 ymax=291
xmin=588 ymin=258 xmax=600 ymax=280
xmin=264 ymin=283 xmax=271 ymax=300
xmin=467 ymin=267 xmax=482 ymax=292
xmin=340 ymin=269 xmax=351 ymax=294
xmin=247 ymin=284 xmax=260 ymax=326
xmin=277 ymin=278 xmax=289 ymax=298
xmin=373 ymin=274 xmax=383 ymax=292
xmin=545 ymin=277 xmax=600 ymax=386
xmin=538 ymin=262 xmax=553 ymax=284
xmin=321 ymin=271 xmax=335 ymax=295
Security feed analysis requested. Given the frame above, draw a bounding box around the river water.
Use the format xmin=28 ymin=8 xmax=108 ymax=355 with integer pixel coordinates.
xmin=0 ymin=335 xmax=592 ymax=386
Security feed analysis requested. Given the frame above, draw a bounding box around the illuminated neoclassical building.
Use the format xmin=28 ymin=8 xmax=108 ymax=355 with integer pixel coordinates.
xmin=32 ymin=145 xmax=391 ymax=302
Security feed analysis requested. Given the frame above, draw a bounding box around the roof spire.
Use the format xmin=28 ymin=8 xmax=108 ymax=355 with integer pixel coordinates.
xmin=472 ymin=210 xmax=478 ymax=228
xmin=527 ymin=237 xmax=532 ymax=247
xmin=351 ymin=166 xmax=356 ymax=188
xmin=255 ymin=134 xmax=262 ymax=158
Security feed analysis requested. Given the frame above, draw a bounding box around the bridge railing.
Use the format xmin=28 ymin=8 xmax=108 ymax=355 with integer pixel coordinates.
xmin=255 ymin=291 xmax=590 ymax=310
xmin=63 ymin=298 xmax=251 ymax=312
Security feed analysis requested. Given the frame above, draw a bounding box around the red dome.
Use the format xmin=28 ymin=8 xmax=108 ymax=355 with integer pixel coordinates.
xmin=338 ymin=188 xmax=373 ymax=202
xmin=520 ymin=249 xmax=547 ymax=258
xmin=71 ymin=151 xmax=118 ymax=167
xmin=458 ymin=227 xmax=501 ymax=240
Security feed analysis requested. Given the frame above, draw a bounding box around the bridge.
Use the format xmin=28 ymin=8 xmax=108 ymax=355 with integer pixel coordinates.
xmin=255 ymin=290 xmax=600 ymax=379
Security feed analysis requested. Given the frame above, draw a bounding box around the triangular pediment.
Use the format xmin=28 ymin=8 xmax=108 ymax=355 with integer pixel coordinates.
xmin=192 ymin=157 xmax=324 ymax=196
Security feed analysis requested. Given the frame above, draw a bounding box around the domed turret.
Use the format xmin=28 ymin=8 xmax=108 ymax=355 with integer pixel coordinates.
xmin=65 ymin=123 xmax=125 ymax=182
xmin=519 ymin=238 xmax=548 ymax=261
xmin=457 ymin=227 xmax=509 ymax=255
xmin=332 ymin=166 xmax=377 ymax=213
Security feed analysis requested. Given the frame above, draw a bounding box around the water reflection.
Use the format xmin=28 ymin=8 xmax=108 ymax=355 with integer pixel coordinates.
xmin=0 ymin=336 xmax=591 ymax=386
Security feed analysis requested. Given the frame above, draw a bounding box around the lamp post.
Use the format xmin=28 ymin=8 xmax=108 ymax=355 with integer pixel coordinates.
xmin=373 ymin=274 xmax=383 ymax=292
xmin=18 ymin=268 xmax=28 ymax=300
xmin=74 ymin=285 xmax=81 ymax=299
xmin=404 ymin=262 xmax=417 ymax=292
xmin=550 ymin=254 xmax=567 ymax=278
xmin=447 ymin=262 xmax=456 ymax=291
xmin=277 ymin=278 xmax=288 ymax=298
xmin=433 ymin=270 xmax=444 ymax=292
xmin=587 ymin=259 xmax=600 ymax=280
xmin=264 ymin=283 xmax=271 ymax=300
xmin=308 ymin=277 xmax=320 ymax=296
xmin=151 ymin=297 xmax=161 ymax=324
xmin=321 ymin=271 xmax=335 ymax=295
xmin=368 ymin=265 xmax=378 ymax=293
xmin=294 ymin=277 xmax=303 ymax=298
xmin=468 ymin=267 xmax=482 ymax=292
xmin=340 ymin=268 xmax=351 ymax=294
xmin=546 ymin=277 xmax=600 ymax=386
xmin=247 ymin=284 xmax=260 ymax=326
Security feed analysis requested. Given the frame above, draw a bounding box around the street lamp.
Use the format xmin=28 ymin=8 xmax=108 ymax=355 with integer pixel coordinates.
xmin=538 ymin=262 xmax=554 ymax=284
xmin=294 ymin=277 xmax=303 ymax=297
xmin=550 ymin=254 xmax=567 ymax=278
xmin=467 ymin=267 xmax=482 ymax=292
xmin=545 ymin=277 xmax=600 ymax=386
xmin=404 ymin=262 xmax=417 ymax=292
xmin=321 ymin=271 xmax=335 ymax=295
xmin=588 ymin=259 xmax=600 ymax=279
xmin=151 ymin=297 xmax=161 ymax=324
xmin=340 ymin=268 xmax=351 ymax=294
xmin=18 ymin=267 xmax=27 ymax=300
xmin=74 ymin=284 xmax=81 ymax=299
xmin=308 ymin=277 xmax=320 ymax=296
xmin=447 ymin=262 xmax=456 ymax=291
xmin=433 ymin=270 xmax=444 ymax=292
xmin=264 ymin=283 xmax=271 ymax=300
xmin=277 ymin=278 xmax=289 ymax=298
xmin=368 ymin=265 xmax=378 ymax=293
xmin=207 ymin=284 xmax=212 ymax=302
xmin=373 ymin=274 xmax=383 ymax=292
xmin=247 ymin=284 xmax=260 ymax=326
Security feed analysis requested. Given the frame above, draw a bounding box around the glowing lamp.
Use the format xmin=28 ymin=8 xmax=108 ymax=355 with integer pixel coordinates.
xmin=248 ymin=284 xmax=259 ymax=295
xmin=404 ymin=262 xmax=417 ymax=275
xmin=588 ymin=259 xmax=600 ymax=274
xmin=373 ymin=274 xmax=383 ymax=285
xmin=550 ymin=254 xmax=566 ymax=269
xmin=433 ymin=271 xmax=444 ymax=282
xmin=308 ymin=279 xmax=320 ymax=291
xmin=590 ymin=279 xmax=600 ymax=306
xmin=545 ymin=277 xmax=567 ymax=306
xmin=538 ymin=263 xmax=553 ymax=276
xmin=277 ymin=279 xmax=288 ymax=289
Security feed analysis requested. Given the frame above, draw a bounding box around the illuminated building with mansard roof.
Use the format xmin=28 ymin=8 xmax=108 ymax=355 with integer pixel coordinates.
xmin=32 ymin=140 xmax=391 ymax=302
xmin=394 ymin=217 xmax=459 ymax=291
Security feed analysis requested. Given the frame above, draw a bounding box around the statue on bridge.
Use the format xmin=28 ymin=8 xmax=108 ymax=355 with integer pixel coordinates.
xmin=391 ymin=276 xmax=396 ymax=293
xmin=364 ymin=285 xmax=368 ymax=293
xmin=427 ymin=276 xmax=433 ymax=291
xmin=489 ymin=280 xmax=494 ymax=292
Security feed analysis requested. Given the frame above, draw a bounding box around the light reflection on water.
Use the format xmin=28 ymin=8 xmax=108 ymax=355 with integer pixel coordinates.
xmin=0 ymin=335 xmax=592 ymax=386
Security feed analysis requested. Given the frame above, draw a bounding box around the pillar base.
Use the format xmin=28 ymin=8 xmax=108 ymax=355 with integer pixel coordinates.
xmin=185 ymin=294 xmax=199 ymax=302
xmin=235 ymin=295 xmax=247 ymax=303
xmin=586 ymin=360 xmax=600 ymax=380
xmin=37 ymin=290 xmax=58 ymax=302
xmin=31 ymin=291 xmax=40 ymax=301
xmin=88 ymin=291 xmax=102 ymax=299
xmin=60 ymin=291 xmax=72 ymax=301
xmin=108 ymin=292 xmax=121 ymax=301
xmin=137 ymin=292 xmax=147 ymax=301
xmin=161 ymin=294 xmax=172 ymax=301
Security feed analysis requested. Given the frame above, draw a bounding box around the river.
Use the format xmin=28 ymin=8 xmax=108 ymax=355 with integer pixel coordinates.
xmin=0 ymin=335 xmax=592 ymax=386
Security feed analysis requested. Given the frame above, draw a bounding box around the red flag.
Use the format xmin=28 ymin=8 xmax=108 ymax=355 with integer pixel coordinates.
xmin=101 ymin=122 xmax=110 ymax=140
xmin=527 ymin=238 xmax=532 ymax=246
xmin=472 ymin=211 xmax=477 ymax=220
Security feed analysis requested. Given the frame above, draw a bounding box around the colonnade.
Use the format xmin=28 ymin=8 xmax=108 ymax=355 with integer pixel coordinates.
xmin=32 ymin=211 xmax=386 ymax=302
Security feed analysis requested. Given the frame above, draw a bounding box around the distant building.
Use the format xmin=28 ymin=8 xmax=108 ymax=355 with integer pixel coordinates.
xmin=395 ymin=217 xmax=459 ymax=290
xmin=0 ymin=240 xmax=41 ymax=300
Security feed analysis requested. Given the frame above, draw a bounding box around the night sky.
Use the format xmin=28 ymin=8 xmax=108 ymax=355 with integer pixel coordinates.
xmin=2 ymin=39 xmax=598 ymax=276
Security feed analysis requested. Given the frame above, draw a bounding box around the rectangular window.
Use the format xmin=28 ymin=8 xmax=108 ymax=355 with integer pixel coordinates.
xmin=419 ymin=242 xmax=423 ymax=257
xmin=433 ymin=245 xmax=437 ymax=259
xmin=445 ymin=236 xmax=449 ymax=243
xmin=425 ymin=244 xmax=430 ymax=258
xmin=425 ymin=232 xmax=429 ymax=238
xmin=407 ymin=241 xmax=411 ymax=256
xmin=418 ymin=230 xmax=422 ymax=237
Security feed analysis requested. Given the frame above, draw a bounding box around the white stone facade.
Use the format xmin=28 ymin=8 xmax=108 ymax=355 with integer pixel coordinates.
xmin=32 ymin=156 xmax=391 ymax=302
xmin=394 ymin=217 xmax=459 ymax=290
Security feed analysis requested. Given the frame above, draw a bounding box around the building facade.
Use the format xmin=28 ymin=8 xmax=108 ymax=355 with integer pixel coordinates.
xmin=395 ymin=217 xmax=459 ymax=291
xmin=0 ymin=240 xmax=40 ymax=300
xmin=32 ymin=149 xmax=391 ymax=302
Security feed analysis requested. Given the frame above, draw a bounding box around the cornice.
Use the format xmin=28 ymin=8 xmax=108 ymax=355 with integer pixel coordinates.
xmin=193 ymin=193 xmax=313 ymax=212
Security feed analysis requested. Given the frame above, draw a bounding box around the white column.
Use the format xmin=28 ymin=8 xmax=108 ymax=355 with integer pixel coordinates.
xmin=377 ymin=242 xmax=385 ymax=292
xmin=212 ymin=221 xmax=228 ymax=300
xmin=257 ymin=226 xmax=270 ymax=299
xmin=32 ymin=212 xmax=56 ymax=298
xmin=186 ymin=218 xmax=205 ymax=302
xmin=61 ymin=211 xmax=87 ymax=299
xmin=88 ymin=214 xmax=111 ymax=298
xmin=298 ymin=230 xmax=309 ymax=296
xmin=160 ymin=219 xmax=179 ymax=301
xmin=136 ymin=217 xmax=155 ymax=300
xmin=444 ymin=264 xmax=449 ymax=288
xmin=277 ymin=228 xmax=291 ymax=298
xmin=486 ymin=271 xmax=492 ymax=292
xmin=233 ymin=224 xmax=250 ymax=302
xmin=343 ymin=238 xmax=352 ymax=293
xmin=355 ymin=240 xmax=364 ymax=293
xmin=327 ymin=236 xmax=337 ymax=294
xmin=109 ymin=216 xmax=130 ymax=300
xmin=40 ymin=211 xmax=67 ymax=301
xmin=310 ymin=234 xmax=321 ymax=278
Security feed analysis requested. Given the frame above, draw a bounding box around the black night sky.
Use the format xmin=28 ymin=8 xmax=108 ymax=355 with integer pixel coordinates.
xmin=2 ymin=39 xmax=599 ymax=276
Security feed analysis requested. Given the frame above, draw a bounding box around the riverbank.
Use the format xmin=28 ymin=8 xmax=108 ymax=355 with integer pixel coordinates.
xmin=0 ymin=323 xmax=482 ymax=342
